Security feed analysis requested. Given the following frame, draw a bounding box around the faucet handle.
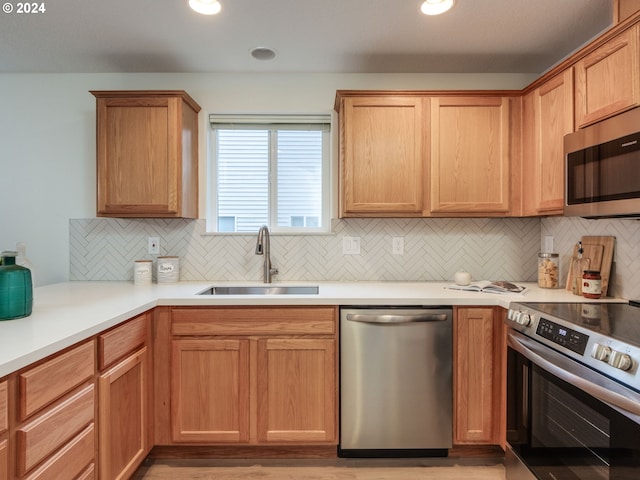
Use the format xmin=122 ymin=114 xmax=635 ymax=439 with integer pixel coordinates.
xmin=270 ymin=267 xmax=279 ymax=276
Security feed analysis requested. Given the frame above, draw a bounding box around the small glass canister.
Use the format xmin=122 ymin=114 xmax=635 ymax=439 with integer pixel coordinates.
xmin=538 ymin=253 xmax=560 ymax=288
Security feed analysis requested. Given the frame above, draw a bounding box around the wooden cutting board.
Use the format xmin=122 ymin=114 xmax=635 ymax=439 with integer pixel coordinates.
xmin=565 ymin=236 xmax=615 ymax=296
xmin=566 ymin=244 xmax=603 ymax=294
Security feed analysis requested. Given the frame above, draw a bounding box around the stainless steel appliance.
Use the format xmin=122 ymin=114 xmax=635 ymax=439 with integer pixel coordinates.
xmin=339 ymin=306 xmax=452 ymax=457
xmin=564 ymin=107 xmax=640 ymax=218
xmin=505 ymin=301 xmax=640 ymax=480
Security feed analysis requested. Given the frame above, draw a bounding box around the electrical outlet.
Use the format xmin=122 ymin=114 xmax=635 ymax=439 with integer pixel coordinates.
xmin=543 ymin=235 xmax=554 ymax=253
xmin=148 ymin=236 xmax=160 ymax=255
xmin=343 ymin=236 xmax=361 ymax=255
xmin=392 ymin=237 xmax=404 ymax=255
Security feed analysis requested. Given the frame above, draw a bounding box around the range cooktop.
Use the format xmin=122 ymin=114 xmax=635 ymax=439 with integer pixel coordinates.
xmin=521 ymin=302 xmax=640 ymax=347
xmin=507 ymin=301 xmax=640 ymax=391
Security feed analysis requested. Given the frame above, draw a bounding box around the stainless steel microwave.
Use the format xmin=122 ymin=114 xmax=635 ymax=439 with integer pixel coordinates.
xmin=564 ymin=107 xmax=640 ymax=218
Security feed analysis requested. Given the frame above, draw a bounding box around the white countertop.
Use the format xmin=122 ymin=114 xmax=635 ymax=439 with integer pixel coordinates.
xmin=0 ymin=280 xmax=623 ymax=377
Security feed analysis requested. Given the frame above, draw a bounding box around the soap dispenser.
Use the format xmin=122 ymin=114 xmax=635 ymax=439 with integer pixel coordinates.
xmin=0 ymin=250 xmax=33 ymax=320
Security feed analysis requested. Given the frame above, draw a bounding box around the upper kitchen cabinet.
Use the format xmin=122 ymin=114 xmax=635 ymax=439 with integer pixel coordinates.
xmin=91 ymin=90 xmax=201 ymax=218
xmin=574 ymin=23 xmax=640 ymax=128
xmin=521 ymin=69 xmax=574 ymax=215
xmin=430 ymin=96 xmax=511 ymax=215
xmin=335 ymin=93 xmax=426 ymax=217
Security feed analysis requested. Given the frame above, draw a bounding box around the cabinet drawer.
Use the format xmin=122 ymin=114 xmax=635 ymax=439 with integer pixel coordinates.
xmin=19 ymin=341 xmax=95 ymax=420
xmin=99 ymin=313 xmax=147 ymax=370
xmin=17 ymin=384 xmax=94 ymax=476
xmin=76 ymin=463 xmax=95 ymax=480
xmin=0 ymin=380 xmax=7 ymax=435
xmin=171 ymin=307 xmax=337 ymax=336
xmin=23 ymin=424 xmax=94 ymax=480
xmin=0 ymin=439 xmax=7 ymax=480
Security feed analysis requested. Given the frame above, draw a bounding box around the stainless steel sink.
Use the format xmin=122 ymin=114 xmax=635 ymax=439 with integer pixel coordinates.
xmin=199 ymin=285 xmax=319 ymax=295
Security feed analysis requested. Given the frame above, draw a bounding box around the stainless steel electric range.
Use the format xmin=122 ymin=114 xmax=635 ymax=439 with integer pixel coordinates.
xmin=505 ymin=301 xmax=640 ymax=480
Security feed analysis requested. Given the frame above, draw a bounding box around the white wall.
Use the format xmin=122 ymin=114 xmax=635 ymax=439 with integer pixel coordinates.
xmin=0 ymin=72 xmax=536 ymax=286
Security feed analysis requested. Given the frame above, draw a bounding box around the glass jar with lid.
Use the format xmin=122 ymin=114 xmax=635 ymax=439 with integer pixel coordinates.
xmin=538 ymin=253 xmax=559 ymax=288
xmin=582 ymin=270 xmax=602 ymax=299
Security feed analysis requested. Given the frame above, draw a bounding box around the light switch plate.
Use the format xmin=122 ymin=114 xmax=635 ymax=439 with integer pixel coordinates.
xmin=343 ymin=236 xmax=361 ymax=255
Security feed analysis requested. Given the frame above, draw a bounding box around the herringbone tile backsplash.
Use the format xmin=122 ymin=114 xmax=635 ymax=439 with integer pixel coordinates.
xmin=70 ymin=217 xmax=541 ymax=284
xmin=541 ymin=216 xmax=640 ymax=300
xmin=69 ymin=216 xmax=640 ymax=299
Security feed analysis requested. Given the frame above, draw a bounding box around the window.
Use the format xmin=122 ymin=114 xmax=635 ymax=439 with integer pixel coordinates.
xmin=208 ymin=115 xmax=330 ymax=233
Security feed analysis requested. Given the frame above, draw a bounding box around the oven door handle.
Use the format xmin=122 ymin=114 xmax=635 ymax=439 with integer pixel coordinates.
xmin=508 ymin=330 xmax=640 ymax=420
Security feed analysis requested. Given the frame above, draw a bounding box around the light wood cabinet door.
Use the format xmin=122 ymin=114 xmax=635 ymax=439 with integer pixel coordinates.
xmin=98 ymin=347 xmax=149 ymax=480
xmin=522 ymin=70 xmax=574 ymax=215
xmin=339 ymin=96 xmax=426 ymax=216
xmin=430 ymin=97 xmax=510 ymax=214
xmin=257 ymin=338 xmax=336 ymax=444
xmin=92 ymin=90 xmax=200 ymax=218
xmin=453 ymin=307 xmax=504 ymax=445
xmin=574 ymin=24 xmax=640 ymax=128
xmin=171 ymin=339 xmax=250 ymax=443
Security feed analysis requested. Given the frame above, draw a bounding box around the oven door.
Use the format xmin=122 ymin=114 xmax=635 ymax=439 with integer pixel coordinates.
xmin=506 ymin=329 xmax=640 ymax=480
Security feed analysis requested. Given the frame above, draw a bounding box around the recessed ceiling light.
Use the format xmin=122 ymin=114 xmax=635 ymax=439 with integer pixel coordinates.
xmin=250 ymin=47 xmax=277 ymax=61
xmin=189 ymin=0 xmax=222 ymax=15
xmin=420 ymin=0 xmax=455 ymax=15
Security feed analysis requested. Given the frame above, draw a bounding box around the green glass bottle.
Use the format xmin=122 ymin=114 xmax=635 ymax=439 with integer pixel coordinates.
xmin=0 ymin=251 xmax=33 ymax=320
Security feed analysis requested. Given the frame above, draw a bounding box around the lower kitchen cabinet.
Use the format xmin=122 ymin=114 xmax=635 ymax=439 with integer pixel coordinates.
xmin=168 ymin=306 xmax=338 ymax=446
xmin=99 ymin=347 xmax=149 ymax=480
xmin=98 ymin=312 xmax=151 ymax=480
xmin=171 ymin=338 xmax=250 ymax=443
xmin=15 ymin=341 xmax=96 ymax=479
xmin=0 ymin=439 xmax=7 ymax=480
xmin=256 ymin=338 xmax=336 ymax=443
xmin=453 ymin=307 xmax=506 ymax=446
xmin=0 ymin=379 xmax=7 ymax=480
xmin=22 ymin=424 xmax=95 ymax=480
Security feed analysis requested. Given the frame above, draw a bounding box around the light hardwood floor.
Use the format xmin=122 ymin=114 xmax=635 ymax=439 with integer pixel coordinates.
xmin=132 ymin=458 xmax=505 ymax=479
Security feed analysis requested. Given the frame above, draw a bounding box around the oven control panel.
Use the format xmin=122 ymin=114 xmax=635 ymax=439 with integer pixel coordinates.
xmin=536 ymin=318 xmax=589 ymax=355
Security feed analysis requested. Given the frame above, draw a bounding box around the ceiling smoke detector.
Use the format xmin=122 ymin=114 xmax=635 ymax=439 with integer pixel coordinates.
xmin=251 ymin=47 xmax=277 ymax=61
xmin=420 ymin=0 xmax=455 ymax=15
xmin=188 ymin=0 xmax=222 ymax=15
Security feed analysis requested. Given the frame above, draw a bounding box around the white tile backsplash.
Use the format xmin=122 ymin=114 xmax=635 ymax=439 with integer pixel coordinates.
xmin=541 ymin=216 xmax=640 ymax=300
xmin=70 ymin=217 xmax=541 ymax=284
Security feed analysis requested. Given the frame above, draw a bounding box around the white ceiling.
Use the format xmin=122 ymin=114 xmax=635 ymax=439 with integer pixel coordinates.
xmin=0 ymin=0 xmax=613 ymax=74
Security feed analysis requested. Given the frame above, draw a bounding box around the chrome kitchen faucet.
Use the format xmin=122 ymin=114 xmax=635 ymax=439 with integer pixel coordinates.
xmin=255 ymin=225 xmax=278 ymax=283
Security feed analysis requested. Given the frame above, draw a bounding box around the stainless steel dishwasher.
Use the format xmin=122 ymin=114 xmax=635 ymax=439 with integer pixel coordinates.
xmin=339 ymin=306 xmax=452 ymax=457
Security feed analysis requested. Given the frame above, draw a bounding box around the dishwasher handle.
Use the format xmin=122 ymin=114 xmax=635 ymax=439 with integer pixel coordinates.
xmin=345 ymin=312 xmax=448 ymax=324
